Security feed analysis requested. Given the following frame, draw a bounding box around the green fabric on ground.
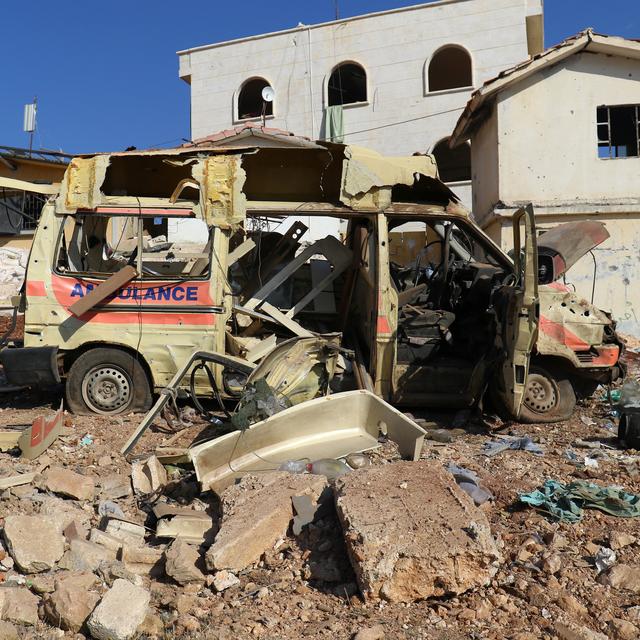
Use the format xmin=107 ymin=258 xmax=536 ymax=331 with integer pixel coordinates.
xmin=519 ymin=479 xmax=640 ymax=523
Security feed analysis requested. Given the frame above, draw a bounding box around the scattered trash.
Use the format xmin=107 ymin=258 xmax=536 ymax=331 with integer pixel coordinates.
xmin=18 ymin=401 xmax=63 ymax=460
xmin=345 ymin=453 xmax=371 ymax=469
xmin=426 ymin=429 xmax=454 ymax=443
xmin=594 ymin=547 xmax=617 ymax=573
xmin=79 ymin=434 xmax=93 ymax=447
xmin=580 ymin=415 xmax=596 ymax=427
xmin=446 ymin=463 xmax=493 ymax=506
xmin=483 ymin=436 xmax=544 ymax=457
xmin=520 ymin=480 xmax=640 ymax=523
xmin=278 ymin=460 xmax=309 ymax=474
xmin=307 ymin=458 xmax=352 ymax=480
xmin=584 ymin=457 xmax=599 ymax=469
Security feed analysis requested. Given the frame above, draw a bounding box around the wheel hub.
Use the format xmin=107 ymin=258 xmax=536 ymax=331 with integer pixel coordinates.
xmin=82 ymin=365 xmax=132 ymax=413
xmin=523 ymin=373 xmax=558 ymax=414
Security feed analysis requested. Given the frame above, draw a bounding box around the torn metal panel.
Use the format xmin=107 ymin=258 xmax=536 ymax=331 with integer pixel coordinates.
xmin=19 ymin=401 xmax=63 ymax=460
xmin=340 ymin=145 xmax=438 ymax=209
xmin=189 ymin=390 xmax=426 ymax=492
xmin=0 ymin=177 xmax=59 ymax=195
xmin=248 ymin=335 xmax=341 ymax=407
xmin=193 ymin=155 xmax=247 ymax=228
xmin=537 ymin=221 xmax=610 ymax=283
xmin=57 ymin=156 xmax=110 ymax=212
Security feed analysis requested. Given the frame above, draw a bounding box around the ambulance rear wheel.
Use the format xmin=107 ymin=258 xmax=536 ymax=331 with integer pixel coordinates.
xmin=66 ymin=348 xmax=152 ymax=415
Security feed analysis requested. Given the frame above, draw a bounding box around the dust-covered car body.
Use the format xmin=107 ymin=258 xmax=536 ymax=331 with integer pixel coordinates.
xmin=0 ymin=140 xmax=623 ymax=421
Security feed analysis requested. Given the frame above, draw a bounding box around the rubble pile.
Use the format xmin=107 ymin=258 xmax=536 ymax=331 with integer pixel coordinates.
xmin=0 ymin=368 xmax=636 ymax=639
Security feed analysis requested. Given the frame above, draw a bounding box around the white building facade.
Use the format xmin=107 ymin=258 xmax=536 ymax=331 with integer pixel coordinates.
xmin=451 ymin=31 xmax=640 ymax=336
xmin=178 ymin=0 xmax=544 ymax=208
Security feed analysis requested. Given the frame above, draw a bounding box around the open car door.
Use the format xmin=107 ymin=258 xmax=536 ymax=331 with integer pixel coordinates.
xmin=495 ymin=204 xmax=539 ymax=418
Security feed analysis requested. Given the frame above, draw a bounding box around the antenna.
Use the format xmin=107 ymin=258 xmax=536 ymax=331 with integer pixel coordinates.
xmin=334 ymin=0 xmax=339 ymax=19
xmin=261 ymin=86 xmax=275 ymax=126
xmin=23 ymin=96 xmax=37 ymax=157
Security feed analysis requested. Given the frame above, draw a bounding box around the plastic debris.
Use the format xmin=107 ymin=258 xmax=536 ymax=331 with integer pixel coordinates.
xmin=594 ymin=547 xmax=616 ymax=573
xmin=98 ymin=501 xmax=126 ymax=519
xmin=278 ymin=460 xmax=308 ymax=474
xmin=482 ymin=436 xmax=543 ymax=457
xmin=307 ymin=458 xmax=351 ymax=480
xmin=80 ymin=434 xmax=93 ymax=447
xmin=446 ymin=463 xmax=493 ymax=506
xmin=345 ymin=453 xmax=371 ymax=469
xmin=519 ymin=480 xmax=640 ymax=523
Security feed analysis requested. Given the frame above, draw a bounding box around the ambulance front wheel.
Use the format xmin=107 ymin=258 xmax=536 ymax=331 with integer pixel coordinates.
xmin=66 ymin=348 xmax=152 ymax=415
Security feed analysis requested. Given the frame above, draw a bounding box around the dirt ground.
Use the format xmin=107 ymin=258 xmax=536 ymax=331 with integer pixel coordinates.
xmin=0 ymin=352 xmax=637 ymax=639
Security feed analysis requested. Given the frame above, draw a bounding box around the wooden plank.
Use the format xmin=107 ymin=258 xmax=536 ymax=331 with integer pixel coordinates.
xmin=228 ymin=239 xmax=256 ymax=266
xmin=260 ymin=303 xmax=313 ymax=337
xmin=69 ymin=265 xmax=138 ymax=317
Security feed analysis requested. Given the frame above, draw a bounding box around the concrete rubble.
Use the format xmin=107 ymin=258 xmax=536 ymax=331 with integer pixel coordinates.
xmin=0 ymin=356 xmax=634 ymax=639
xmin=335 ymin=461 xmax=502 ymax=602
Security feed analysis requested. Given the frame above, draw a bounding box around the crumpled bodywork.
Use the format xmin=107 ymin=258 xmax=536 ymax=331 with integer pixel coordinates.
xmin=537 ymin=221 xmax=610 ymax=283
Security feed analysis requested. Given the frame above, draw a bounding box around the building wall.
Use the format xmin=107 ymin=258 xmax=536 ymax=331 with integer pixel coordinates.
xmin=0 ymin=159 xmax=66 ymax=185
xmin=488 ymin=213 xmax=640 ymax=336
xmin=497 ymin=52 xmax=640 ymax=205
xmin=179 ymin=0 xmax=540 ymax=211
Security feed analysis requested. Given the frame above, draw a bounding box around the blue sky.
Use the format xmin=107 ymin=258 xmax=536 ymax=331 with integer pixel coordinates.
xmin=1 ymin=1 xmax=637 ymax=154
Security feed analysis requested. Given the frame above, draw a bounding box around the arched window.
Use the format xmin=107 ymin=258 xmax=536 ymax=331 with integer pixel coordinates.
xmin=428 ymin=46 xmax=472 ymax=92
xmin=328 ymin=62 xmax=367 ymax=106
xmin=237 ymin=78 xmax=273 ymax=121
xmin=432 ymin=138 xmax=471 ymax=183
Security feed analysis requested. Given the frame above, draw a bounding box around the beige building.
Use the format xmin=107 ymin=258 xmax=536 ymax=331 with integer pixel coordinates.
xmin=178 ymin=0 xmax=545 ymax=210
xmin=451 ymin=30 xmax=640 ymax=336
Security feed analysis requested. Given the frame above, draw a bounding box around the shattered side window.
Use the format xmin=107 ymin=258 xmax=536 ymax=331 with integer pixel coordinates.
xmin=56 ymin=215 xmax=138 ymax=276
xmin=140 ymin=217 xmax=211 ymax=279
xmin=56 ymin=214 xmax=212 ymax=279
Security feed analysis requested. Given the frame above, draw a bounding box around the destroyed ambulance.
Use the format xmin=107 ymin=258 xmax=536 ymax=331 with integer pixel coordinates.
xmin=0 ymin=138 xmax=624 ymax=424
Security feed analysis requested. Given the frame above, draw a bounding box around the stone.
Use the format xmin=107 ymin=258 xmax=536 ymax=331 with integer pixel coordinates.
xmin=164 ymin=540 xmax=205 ymax=585
xmin=206 ymin=472 xmax=327 ymax=573
xmin=0 ymin=621 xmax=18 ymax=640
xmin=58 ymin=539 xmax=117 ymax=572
xmin=87 ymin=579 xmax=150 ymax=640
xmin=30 ymin=574 xmax=56 ymax=594
xmin=99 ymin=474 xmax=132 ymax=500
xmin=609 ymin=531 xmax=636 ymax=551
xmin=334 ymin=461 xmax=502 ymax=603
xmin=599 ymin=564 xmax=640 ymax=593
xmin=97 ymin=560 xmax=144 ymax=587
xmin=541 ymin=552 xmax=563 ymax=574
xmin=3 ymin=515 xmax=65 ymax=573
xmin=139 ymin=612 xmax=165 ymax=638
xmin=0 ymin=587 xmax=39 ymax=626
xmin=43 ymin=572 xmax=100 ymax=632
xmin=43 ymin=466 xmax=95 ymax=501
xmin=120 ymin=544 xmax=165 ymax=578
xmin=354 ymin=625 xmax=385 ymax=640
xmin=63 ymin=519 xmax=88 ymax=542
xmin=39 ymin=495 xmax=92 ymax=533
xmin=555 ymin=591 xmax=587 ymax=619
xmin=555 ymin=619 xmax=608 ymax=640
xmin=105 ymin=518 xmax=146 ymax=546
xmin=131 ymin=456 xmax=167 ymax=495
xmin=212 ymin=570 xmax=240 ymax=592
xmin=609 ymin=618 xmax=639 ymax=640
xmin=90 ymin=528 xmax=123 ymax=553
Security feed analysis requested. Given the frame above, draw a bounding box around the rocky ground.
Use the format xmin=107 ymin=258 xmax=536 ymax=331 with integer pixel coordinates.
xmin=0 ymin=351 xmax=636 ymax=639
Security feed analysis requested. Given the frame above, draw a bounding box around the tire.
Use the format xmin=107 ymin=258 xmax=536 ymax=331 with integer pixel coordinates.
xmin=66 ymin=348 xmax=152 ymax=415
xmin=518 ymin=366 xmax=576 ymax=424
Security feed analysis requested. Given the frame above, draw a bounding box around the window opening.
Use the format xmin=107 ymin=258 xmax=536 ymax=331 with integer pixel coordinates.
xmin=432 ymin=139 xmax=471 ymax=183
xmin=56 ymin=214 xmax=211 ymax=279
xmin=237 ymin=78 xmax=273 ymax=120
xmin=428 ymin=46 xmax=472 ymax=92
xmin=597 ymin=105 xmax=640 ymax=158
xmin=328 ymin=63 xmax=367 ymax=106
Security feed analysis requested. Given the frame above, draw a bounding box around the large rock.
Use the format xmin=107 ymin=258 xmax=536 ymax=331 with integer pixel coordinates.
xmin=334 ymin=461 xmax=502 ymax=602
xmin=131 ymin=456 xmax=167 ymax=495
xmin=87 ymin=578 xmax=150 ymax=640
xmin=39 ymin=495 xmax=92 ymax=533
xmin=43 ymin=572 xmax=100 ymax=632
xmin=0 ymin=621 xmax=18 ymax=640
xmin=206 ymin=472 xmax=327 ymax=573
xmin=164 ymin=540 xmax=205 ymax=585
xmin=0 ymin=587 xmax=39 ymax=626
xmin=3 ymin=515 xmax=65 ymax=573
xmin=599 ymin=564 xmax=640 ymax=592
xmin=555 ymin=619 xmax=608 ymax=640
xmin=44 ymin=466 xmax=95 ymax=501
xmin=58 ymin=539 xmax=117 ymax=572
